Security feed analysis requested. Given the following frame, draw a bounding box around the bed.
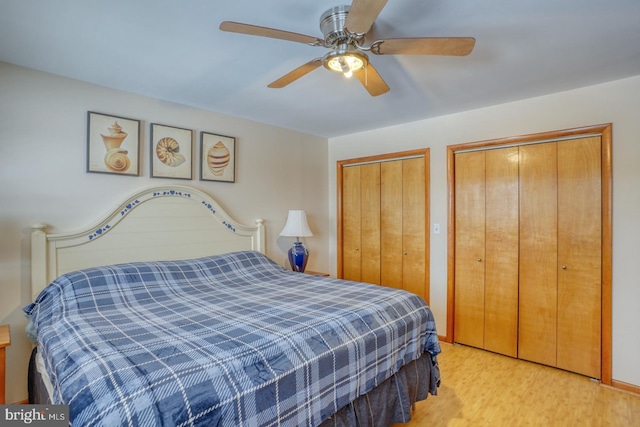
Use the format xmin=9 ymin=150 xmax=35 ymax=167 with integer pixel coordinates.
xmin=25 ymin=185 xmax=440 ymax=426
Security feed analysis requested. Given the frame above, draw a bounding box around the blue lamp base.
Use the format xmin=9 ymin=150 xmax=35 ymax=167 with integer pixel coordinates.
xmin=288 ymin=241 xmax=309 ymax=272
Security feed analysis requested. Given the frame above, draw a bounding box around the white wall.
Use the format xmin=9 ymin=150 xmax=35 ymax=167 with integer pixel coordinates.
xmin=0 ymin=62 xmax=328 ymax=403
xmin=328 ymin=75 xmax=640 ymax=388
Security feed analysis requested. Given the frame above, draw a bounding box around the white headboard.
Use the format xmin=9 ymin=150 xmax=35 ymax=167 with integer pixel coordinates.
xmin=31 ymin=185 xmax=265 ymax=300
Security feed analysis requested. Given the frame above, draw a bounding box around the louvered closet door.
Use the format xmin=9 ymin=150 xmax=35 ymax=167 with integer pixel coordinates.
xmin=557 ymin=137 xmax=601 ymax=378
xmin=454 ymin=151 xmax=486 ymax=349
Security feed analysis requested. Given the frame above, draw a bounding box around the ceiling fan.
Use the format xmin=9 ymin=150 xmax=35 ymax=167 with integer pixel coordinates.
xmin=219 ymin=0 xmax=475 ymax=96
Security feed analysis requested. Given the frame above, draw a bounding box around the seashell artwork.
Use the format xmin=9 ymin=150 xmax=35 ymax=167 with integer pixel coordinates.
xmin=207 ymin=141 xmax=230 ymax=176
xmin=200 ymin=132 xmax=235 ymax=182
xmin=88 ymin=113 xmax=139 ymax=176
xmin=104 ymin=148 xmax=131 ymax=172
xmin=100 ymin=121 xmax=128 ymax=150
xmin=100 ymin=121 xmax=131 ymax=172
xmin=156 ymin=137 xmax=186 ymax=167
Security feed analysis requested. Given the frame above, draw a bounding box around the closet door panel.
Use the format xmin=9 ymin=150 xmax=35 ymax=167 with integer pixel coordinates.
xmin=454 ymin=151 xmax=486 ymax=349
xmin=342 ymin=166 xmax=362 ymax=281
xmin=381 ymin=160 xmax=403 ymax=289
xmin=557 ymin=137 xmax=602 ymax=378
xmin=484 ymin=147 xmax=519 ymax=357
xmin=360 ymin=163 xmax=381 ymax=285
xmin=402 ymin=158 xmax=427 ymax=300
xmin=519 ymin=143 xmax=558 ymax=367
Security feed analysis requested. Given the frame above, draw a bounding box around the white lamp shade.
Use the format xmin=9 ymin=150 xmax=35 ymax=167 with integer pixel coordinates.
xmin=279 ymin=210 xmax=313 ymax=237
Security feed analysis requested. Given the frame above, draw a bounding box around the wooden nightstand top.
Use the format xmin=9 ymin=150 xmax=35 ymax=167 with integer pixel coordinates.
xmin=0 ymin=325 xmax=9 ymax=348
xmin=305 ymin=271 xmax=330 ymax=277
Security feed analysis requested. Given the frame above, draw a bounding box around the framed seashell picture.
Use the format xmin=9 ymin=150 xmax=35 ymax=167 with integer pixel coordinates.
xmin=200 ymin=132 xmax=236 ymax=183
xmin=150 ymin=123 xmax=193 ymax=180
xmin=87 ymin=111 xmax=141 ymax=176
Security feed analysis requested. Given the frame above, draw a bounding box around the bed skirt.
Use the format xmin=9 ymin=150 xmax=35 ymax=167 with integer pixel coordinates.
xmin=318 ymin=352 xmax=439 ymax=426
xmin=28 ymin=347 xmax=51 ymax=405
xmin=29 ymin=348 xmax=439 ymax=426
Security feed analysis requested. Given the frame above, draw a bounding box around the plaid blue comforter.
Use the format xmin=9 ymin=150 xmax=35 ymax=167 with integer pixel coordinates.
xmin=24 ymin=251 xmax=440 ymax=427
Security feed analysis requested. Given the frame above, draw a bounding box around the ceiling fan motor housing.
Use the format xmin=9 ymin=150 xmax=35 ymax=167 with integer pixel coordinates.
xmin=320 ymin=5 xmax=351 ymax=46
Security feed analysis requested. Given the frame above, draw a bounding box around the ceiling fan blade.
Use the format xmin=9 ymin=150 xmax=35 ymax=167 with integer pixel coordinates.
xmin=220 ymin=21 xmax=324 ymax=46
xmin=344 ymin=0 xmax=388 ymax=34
xmin=268 ymin=58 xmax=323 ymax=88
xmin=372 ymin=37 xmax=476 ymax=56
xmin=353 ymin=63 xmax=390 ymax=96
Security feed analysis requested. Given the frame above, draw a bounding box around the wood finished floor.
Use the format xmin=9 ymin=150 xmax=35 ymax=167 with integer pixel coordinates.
xmin=393 ymin=343 xmax=640 ymax=426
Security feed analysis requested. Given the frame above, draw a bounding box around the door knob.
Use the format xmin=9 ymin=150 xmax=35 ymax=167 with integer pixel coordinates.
xmin=477 ymin=258 xmax=482 ymax=262
xmin=562 ymin=265 xmax=567 ymax=270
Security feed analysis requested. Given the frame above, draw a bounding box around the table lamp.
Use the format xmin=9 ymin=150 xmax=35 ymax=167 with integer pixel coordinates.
xmin=280 ymin=210 xmax=313 ymax=272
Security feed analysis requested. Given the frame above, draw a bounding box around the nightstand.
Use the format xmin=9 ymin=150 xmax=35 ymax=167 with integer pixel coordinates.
xmin=304 ymin=271 xmax=330 ymax=277
xmin=0 ymin=324 xmax=10 ymax=404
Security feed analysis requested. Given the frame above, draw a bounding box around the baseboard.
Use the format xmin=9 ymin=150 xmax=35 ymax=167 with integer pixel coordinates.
xmin=13 ymin=399 xmax=29 ymax=404
xmin=610 ymin=379 xmax=640 ymax=395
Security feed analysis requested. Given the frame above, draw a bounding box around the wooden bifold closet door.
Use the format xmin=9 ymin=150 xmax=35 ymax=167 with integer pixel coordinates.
xmin=454 ymin=147 xmax=519 ymax=357
xmin=519 ymin=137 xmax=602 ymax=378
xmin=342 ymin=163 xmax=381 ymax=285
xmin=454 ymin=136 xmax=602 ymax=379
xmin=339 ymin=151 xmax=429 ymax=304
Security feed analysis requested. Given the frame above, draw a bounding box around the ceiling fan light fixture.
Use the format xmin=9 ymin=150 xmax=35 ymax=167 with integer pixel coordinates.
xmin=323 ymin=48 xmax=368 ymax=78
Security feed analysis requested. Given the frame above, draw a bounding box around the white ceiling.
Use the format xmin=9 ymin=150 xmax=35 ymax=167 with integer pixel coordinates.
xmin=2 ymin=0 xmax=639 ymax=138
